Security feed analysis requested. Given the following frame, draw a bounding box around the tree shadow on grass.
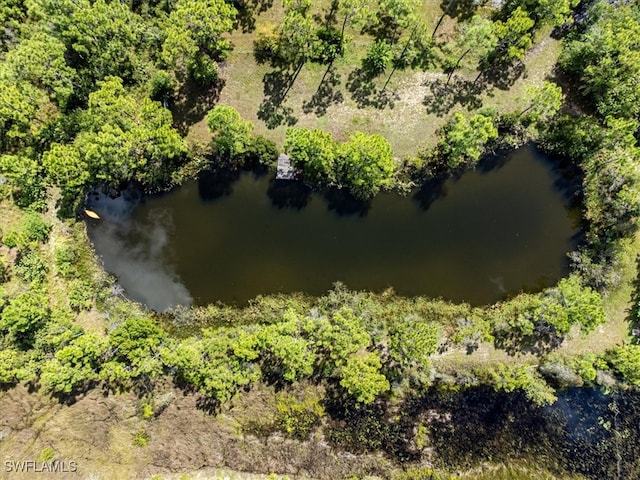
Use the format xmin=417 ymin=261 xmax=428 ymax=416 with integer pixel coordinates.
xmin=346 ymin=68 xmax=399 ymax=110
xmin=171 ymin=78 xmax=225 ymax=136
xmin=441 ymin=0 xmax=478 ymax=23
xmin=422 ymin=77 xmax=483 ymax=117
xmin=257 ymin=68 xmax=299 ymax=129
xmin=303 ymin=66 xmax=344 ymax=116
xmin=494 ymin=326 xmax=565 ymax=357
xmin=482 ymin=58 xmax=527 ymax=91
xmin=235 ymin=0 xmax=275 ymax=33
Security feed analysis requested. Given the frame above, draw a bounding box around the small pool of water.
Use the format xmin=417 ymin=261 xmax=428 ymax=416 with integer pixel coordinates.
xmin=87 ymin=145 xmax=580 ymax=310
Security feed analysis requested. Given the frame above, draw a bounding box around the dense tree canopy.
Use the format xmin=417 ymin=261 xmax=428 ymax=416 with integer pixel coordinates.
xmin=44 ymin=77 xmax=187 ymax=202
xmin=560 ymin=3 xmax=640 ymax=120
xmin=162 ymin=0 xmax=237 ymax=82
xmin=206 ymin=105 xmax=255 ymax=160
xmin=436 ymin=112 xmax=498 ymax=168
xmin=285 ymin=128 xmax=395 ymax=199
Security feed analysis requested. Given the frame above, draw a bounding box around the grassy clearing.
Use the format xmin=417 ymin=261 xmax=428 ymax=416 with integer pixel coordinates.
xmin=184 ymin=0 xmax=562 ymax=159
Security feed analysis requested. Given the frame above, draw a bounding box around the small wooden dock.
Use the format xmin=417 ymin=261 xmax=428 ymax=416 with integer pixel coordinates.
xmin=276 ymin=153 xmax=296 ymax=180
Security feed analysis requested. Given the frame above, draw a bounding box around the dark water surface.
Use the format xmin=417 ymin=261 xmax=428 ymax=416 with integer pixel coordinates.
xmin=87 ymin=145 xmax=580 ymax=310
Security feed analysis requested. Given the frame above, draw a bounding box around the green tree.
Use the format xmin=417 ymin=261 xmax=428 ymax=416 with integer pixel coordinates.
xmin=42 ymin=144 xmax=90 ymax=200
xmin=337 ymin=132 xmax=395 ymax=199
xmin=607 ymin=345 xmax=640 ymax=386
xmin=583 ymin=144 xmax=640 ymax=243
xmin=205 ymin=105 xmax=254 ymax=162
xmin=304 ymin=306 xmax=371 ymax=373
xmin=2 ymin=31 xmax=77 ymax=108
xmin=70 ymin=77 xmax=187 ymax=189
xmin=162 ymin=0 xmax=237 ymax=83
xmin=437 ymin=112 xmax=498 ymax=168
xmin=383 ymin=21 xmax=435 ymax=91
xmin=389 ymin=320 xmax=441 ymax=372
xmin=446 ymin=15 xmax=497 ymax=84
xmin=102 ymin=317 xmax=168 ymax=387
xmin=519 ymin=81 xmax=563 ymax=124
xmin=338 ymin=0 xmax=375 ymax=47
xmin=0 ymin=0 xmax=26 ymax=49
xmin=378 ymin=0 xmax=420 ymax=31
xmin=276 ymin=8 xmax=317 ymax=68
xmin=284 ymin=127 xmax=338 ymax=185
xmin=0 ymin=154 xmax=46 ymax=208
xmin=0 ymin=74 xmax=48 ymax=152
xmin=0 ymin=290 xmax=50 ymax=350
xmin=50 ymin=0 xmax=144 ymax=94
xmin=493 ymin=6 xmax=535 ymax=61
xmin=258 ymin=311 xmax=315 ymax=382
xmin=164 ymin=328 xmax=262 ymax=403
xmin=363 ymin=40 xmax=393 ymax=76
xmin=536 ymin=275 xmax=606 ymax=335
xmin=510 ymin=0 xmax=580 ymax=27
xmin=40 ymin=333 xmax=107 ymax=394
xmin=340 ymin=352 xmax=390 ymax=404
xmin=559 ymin=4 xmax=640 ymax=119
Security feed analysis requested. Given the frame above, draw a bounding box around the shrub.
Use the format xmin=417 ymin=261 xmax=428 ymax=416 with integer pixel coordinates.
xmin=132 ymin=429 xmax=150 ymax=447
xmin=2 ymin=231 xmax=20 ymax=248
xmin=0 ymin=290 xmax=50 ymax=349
xmin=274 ymin=392 xmax=324 ymax=440
xmin=15 ymin=250 xmax=47 ymax=285
xmin=0 ymin=349 xmax=26 ymax=385
xmin=54 ymin=244 xmax=78 ymax=279
xmin=253 ymin=23 xmax=279 ymax=64
xmin=0 ymin=258 xmax=6 ymax=283
xmin=606 ymin=345 xmax=640 ymax=386
xmin=363 ymin=40 xmax=392 ymax=76
xmin=68 ymin=280 xmax=95 ymax=311
xmin=21 ymin=211 xmax=51 ymax=244
xmin=39 ymin=448 xmax=55 ymax=462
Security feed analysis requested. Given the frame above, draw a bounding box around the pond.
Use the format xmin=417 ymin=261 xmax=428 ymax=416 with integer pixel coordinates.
xmin=86 ymin=144 xmax=580 ymax=311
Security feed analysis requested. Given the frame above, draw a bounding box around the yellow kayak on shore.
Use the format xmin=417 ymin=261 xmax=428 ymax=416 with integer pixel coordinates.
xmin=84 ymin=209 xmax=100 ymax=219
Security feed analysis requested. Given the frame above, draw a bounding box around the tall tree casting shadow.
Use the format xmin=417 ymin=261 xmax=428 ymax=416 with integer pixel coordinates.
xmin=234 ymin=0 xmax=275 ymax=33
xmin=422 ymin=77 xmax=483 ymax=117
xmin=171 ymin=78 xmax=225 ymax=136
xmin=346 ymin=67 xmax=399 ymax=110
xmin=303 ymin=66 xmax=344 ymax=116
xmin=257 ymin=68 xmax=299 ymax=129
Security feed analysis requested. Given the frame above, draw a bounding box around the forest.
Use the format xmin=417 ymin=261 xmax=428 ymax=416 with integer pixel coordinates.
xmin=1 ymin=0 xmax=640 ymax=479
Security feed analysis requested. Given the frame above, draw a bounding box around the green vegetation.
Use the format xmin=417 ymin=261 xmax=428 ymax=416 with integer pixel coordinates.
xmin=1 ymin=0 xmax=640 ymax=478
xmin=284 ymin=128 xmax=395 ymax=199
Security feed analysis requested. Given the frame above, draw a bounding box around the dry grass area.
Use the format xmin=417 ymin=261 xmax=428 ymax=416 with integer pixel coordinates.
xmin=0 ymin=382 xmax=388 ymax=480
xmin=183 ymin=1 xmax=562 ymax=160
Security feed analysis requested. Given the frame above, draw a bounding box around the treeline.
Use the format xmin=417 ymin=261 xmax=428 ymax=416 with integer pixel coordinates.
xmin=255 ymin=0 xmax=578 ymax=94
xmin=541 ymin=0 xmax=640 ymax=290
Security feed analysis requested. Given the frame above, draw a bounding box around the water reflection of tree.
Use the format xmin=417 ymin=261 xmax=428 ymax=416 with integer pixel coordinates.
xmin=267 ymin=179 xmax=311 ymax=210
